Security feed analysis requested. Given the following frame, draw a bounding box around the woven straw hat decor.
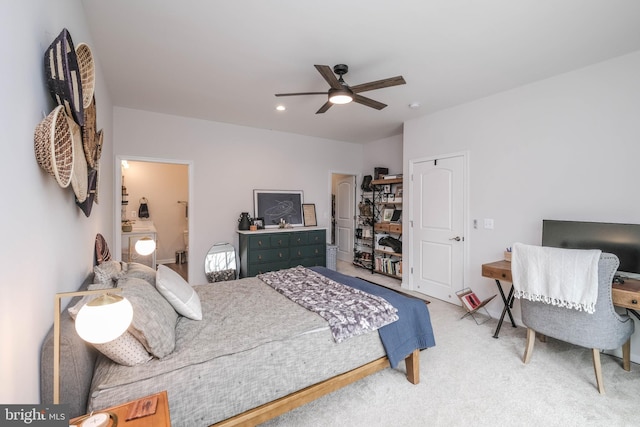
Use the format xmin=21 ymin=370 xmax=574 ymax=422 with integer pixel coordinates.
xmin=68 ymin=117 xmax=88 ymax=203
xmin=35 ymin=28 xmax=102 ymax=216
xmin=82 ymin=95 xmax=102 ymax=169
xmin=34 ymin=106 xmax=74 ymax=188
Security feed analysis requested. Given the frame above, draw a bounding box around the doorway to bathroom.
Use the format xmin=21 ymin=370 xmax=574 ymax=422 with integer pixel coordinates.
xmin=116 ymin=156 xmax=192 ymax=281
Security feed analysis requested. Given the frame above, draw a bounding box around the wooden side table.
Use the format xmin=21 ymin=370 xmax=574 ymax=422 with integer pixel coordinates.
xmin=70 ymin=391 xmax=170 ymax=427
xmin=481 ymin=260 xmax=517 ymax=338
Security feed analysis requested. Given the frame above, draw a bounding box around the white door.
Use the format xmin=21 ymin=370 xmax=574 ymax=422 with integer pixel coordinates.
xmin=335 ymin=175 xmax=355 ymax=262
xmin=411 ymin=155 xmax=465 ymax=303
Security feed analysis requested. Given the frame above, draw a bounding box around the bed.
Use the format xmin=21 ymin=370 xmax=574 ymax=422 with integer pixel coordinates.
xmin=41 ymin=263 xmax=435 ymax=426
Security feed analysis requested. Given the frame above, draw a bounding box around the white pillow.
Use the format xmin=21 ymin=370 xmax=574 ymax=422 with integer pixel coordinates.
xmin=156 ymin=265 xmax=202 ymax=320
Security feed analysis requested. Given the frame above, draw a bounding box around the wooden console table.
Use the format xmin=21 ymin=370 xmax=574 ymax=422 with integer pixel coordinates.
xmin=481 ymin=260 xmax=640 ymax=338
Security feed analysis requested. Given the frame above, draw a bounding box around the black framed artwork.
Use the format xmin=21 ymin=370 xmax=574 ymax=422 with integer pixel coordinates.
xmin=253 ymin=190 xmax=303 ymax=227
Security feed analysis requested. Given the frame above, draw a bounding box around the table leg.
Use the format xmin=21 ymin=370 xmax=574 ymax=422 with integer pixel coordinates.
xmin=492 ymin=279 xmax=516 ymax=339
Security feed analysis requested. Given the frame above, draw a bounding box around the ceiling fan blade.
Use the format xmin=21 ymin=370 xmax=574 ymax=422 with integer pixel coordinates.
xmin=350 ymin=76 xmax=406 ymax=93
xmin=316 ymin=101 xmax=333 ymax=114
xmin=315 ymin=65 xmax=342 ymax=89
xmin=275 ymin=92 xmax=327 ymax=97
xmin=353 ymin=94 xmax=387 ymax=110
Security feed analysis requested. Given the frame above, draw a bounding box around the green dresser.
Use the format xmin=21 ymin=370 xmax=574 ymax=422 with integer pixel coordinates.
xmin=238 ymin=228 xmax=327 ymax=277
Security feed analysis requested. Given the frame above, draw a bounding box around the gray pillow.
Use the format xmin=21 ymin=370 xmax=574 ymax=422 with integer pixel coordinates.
xmin=118 ymin=277 xmax=178 ymax=358
xmin=123 ymin=262 xmax=157 ymax=286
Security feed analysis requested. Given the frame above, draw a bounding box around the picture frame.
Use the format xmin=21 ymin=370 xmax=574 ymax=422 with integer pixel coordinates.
xmin=382 ymin=208 xmax=395 ymax=222
xmin=302 ymin=203 xmax=317 ymax=227
xmin=253 ymin=190 xmax=304 ymax=228
xmin=252 ymin=217 xmax=265 ymax=229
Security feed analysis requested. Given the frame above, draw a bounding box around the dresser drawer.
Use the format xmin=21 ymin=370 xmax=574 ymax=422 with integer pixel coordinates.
xmin=247 ymin=236 xmax=271 ymax=250
xmin=290 ymin=232 xmax=309 ymax=246
xmin=307 ymin=230 xmax=325 ymax=244
xmin=270 ymin=234 xmax=290 ymax=248
xmin=291 ymin=244 xmax=324 ymax=259
xmin=249 ymin=248 xmax=290 ymax=264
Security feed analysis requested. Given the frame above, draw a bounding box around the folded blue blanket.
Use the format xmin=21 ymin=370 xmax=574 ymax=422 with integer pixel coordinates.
xmin=311 ymin=267 xmax=436 ymax=368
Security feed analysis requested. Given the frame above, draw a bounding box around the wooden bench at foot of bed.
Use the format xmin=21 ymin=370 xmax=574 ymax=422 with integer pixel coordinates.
xmin=212 ymin=349 xmax=420 ymax=427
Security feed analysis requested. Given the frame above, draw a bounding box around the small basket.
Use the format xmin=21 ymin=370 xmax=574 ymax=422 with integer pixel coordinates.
xmin=44 ymin=28 xmax=84 ymax=125
xmin=75 ymin=43 xmax=95 ymax=109
xmin=82 ymin=95 xmax=100 ymax=168
xmin=34 ymin=106 xmax=74 ymax=188
xmin=68 ymin=116 xmax=88 ymax=203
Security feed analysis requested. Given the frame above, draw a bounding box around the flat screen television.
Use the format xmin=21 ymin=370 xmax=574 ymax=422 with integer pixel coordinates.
xmin=542 ymin=220 xmax=640 ymax=276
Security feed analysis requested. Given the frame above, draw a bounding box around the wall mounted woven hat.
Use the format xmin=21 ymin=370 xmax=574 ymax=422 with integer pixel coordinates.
xmin=75 ymin=42 xmax=95 ymax=109
xmin=68 ymin=117 xmax=88 ymax=203
xmin=33 ymin=105 xmax=74 ymax=188
xmin=81 ymin=95 xmax=103 ymax=169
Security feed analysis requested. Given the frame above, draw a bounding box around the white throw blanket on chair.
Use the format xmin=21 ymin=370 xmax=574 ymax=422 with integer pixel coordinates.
xmin=511 ymin=242 xmax=601 ymax=313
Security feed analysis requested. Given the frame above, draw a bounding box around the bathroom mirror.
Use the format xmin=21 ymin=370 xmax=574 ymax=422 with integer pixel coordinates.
xmin=204 ymin=243 xmax=237 ymax=283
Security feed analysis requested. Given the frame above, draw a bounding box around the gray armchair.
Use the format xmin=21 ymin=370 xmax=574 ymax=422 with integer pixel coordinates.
xmin=520 ymin=253 xmax=634 ymax=394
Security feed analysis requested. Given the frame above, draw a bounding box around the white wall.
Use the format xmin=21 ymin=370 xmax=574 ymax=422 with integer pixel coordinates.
xmin=0 ymin=0 xmax=114 ymax=403
xmin=363 ymin=134 xmax=403 ymax=177
xmin=404 ymin=51 xmax=640 ymax=358
xmin=113 ymin=107 xmax=365 ymax=284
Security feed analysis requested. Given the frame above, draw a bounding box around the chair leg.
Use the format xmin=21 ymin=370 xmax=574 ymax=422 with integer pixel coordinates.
xmin=592 ymin=348 xmax=605 ymax=394
xmin=523 ymin=328 xmax=535 ymax=364
xmin=623 ymin=338 xmax=631 ymax=372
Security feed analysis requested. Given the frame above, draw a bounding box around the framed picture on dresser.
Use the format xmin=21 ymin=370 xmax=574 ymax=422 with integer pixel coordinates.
xmin=302 ymin=203 xmax=317 ymax=227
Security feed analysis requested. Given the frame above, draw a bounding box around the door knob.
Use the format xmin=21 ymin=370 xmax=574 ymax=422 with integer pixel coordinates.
xmin=449 ymin=236 xmax=461 ymax=241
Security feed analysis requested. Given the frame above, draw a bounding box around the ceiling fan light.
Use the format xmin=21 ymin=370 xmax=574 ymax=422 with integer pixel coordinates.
xmin=328 ymin=88 xmax=353 ymax=104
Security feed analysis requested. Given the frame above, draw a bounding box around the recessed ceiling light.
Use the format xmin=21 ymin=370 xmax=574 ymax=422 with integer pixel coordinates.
xmin=276 ymin=105 xmax=286 ymax=111
xmin=409 ymin=102 xmax=421 ymax=109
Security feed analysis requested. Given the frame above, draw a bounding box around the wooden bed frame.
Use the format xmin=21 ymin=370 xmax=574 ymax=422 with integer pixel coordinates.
xmin=213 ymin=349 xmax=420 ymax=426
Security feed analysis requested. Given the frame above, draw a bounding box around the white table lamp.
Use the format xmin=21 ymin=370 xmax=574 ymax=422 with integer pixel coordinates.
xmin=53 ymin=288 xmax=133 ymax=404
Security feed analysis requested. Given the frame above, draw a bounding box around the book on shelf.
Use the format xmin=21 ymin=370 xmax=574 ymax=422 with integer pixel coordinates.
xmin=455 ymin=288 xmax=496 ymax=313
xmin=383 ymin=174 xmax=403 ymax=180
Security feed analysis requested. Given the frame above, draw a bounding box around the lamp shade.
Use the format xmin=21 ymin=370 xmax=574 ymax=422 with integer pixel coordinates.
xmin=135 ymin=236 xmax=156 ymax=256
xmin=75 ymin=294 xmax=133 ymax=344
xmin=328 ymin=87 xmax=353 ymax=104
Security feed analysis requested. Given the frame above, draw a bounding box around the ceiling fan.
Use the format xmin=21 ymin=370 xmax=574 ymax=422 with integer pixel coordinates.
xmin=275 ymin=64 xmax=406 ymax=114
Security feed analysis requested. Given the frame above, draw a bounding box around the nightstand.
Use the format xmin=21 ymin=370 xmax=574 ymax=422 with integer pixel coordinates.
xmin=70 ymin=391 xmax=170 ymax=427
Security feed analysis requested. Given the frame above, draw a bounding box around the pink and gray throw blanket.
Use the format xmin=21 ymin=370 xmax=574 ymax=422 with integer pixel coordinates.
xmin=258 ymin=266 xmax=399 ymax=343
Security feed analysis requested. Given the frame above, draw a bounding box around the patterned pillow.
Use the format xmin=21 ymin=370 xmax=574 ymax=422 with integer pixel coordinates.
xmin=156 ymin=265 xmax=202 ymax=320
xmin=93 ymin=260 xmax=125 ymax=287
xmin=92 ymin=332 xmax=153 ymax=366
xmin=123 ymin=262 xmax=156 ymax=286
xmin=118 ymin=276 xmax=178 ymax=358
xmin=68 ymin=285 xmax=152 ymax=366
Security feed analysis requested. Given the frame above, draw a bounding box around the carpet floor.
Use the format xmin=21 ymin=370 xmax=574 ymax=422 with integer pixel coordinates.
xmin=261 ymin=277 xmax=640 ymax=427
